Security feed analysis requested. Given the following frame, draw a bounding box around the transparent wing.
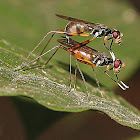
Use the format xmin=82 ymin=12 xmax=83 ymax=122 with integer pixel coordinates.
xmin=57 ymin=37 xmax=79 ymax=47
xmin=56 ymin=14 xmax=96 ymax=26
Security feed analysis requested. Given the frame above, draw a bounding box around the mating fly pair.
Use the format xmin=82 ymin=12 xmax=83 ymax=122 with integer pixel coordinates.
xmin=18 ymin=14 xmax=129 ymax=96
xmin=24 ymin=14 xmax=123 ymax=62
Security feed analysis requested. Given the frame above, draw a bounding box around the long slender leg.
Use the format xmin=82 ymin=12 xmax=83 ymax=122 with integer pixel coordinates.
xmin=59 ymin=37 xmax=73 ymax=91
xmin=28 ymin=47 xmax=60 ymax=70
xmin=115 ymin=74 xmax=129 ymax=89
xmin=92 ymin=67 xmax=103 ymax=97
xmin=103 ymin=37 xmax=113 ymax=51
xmin=77 ymin=62 xmax=89 ymax=95
xmin=69 ymin=47 xmax=72 ymax=90
xmin=109 ymin=38 xmax=113 ymax=50
xmin=66 ymin=35 xmax=72 ymax=90
xmin=20 ymin=30 xmax=66 ymax=67
xmin=42 ymin=47 xmax=60 ymax=68
xmin=15 ymin=45 xmax=60 ymax=70
xmin=104 ymin=68 xmax=129 ymax=90
xmin=74 ymin=59 xmax=78 ymax=91
xmin=103 ymin=42 xmax=109 ymax=51
xmin=37 ymin=32 xmax=55 ymax=61
xmin=58 ymin=44 xmax=73 ymax=92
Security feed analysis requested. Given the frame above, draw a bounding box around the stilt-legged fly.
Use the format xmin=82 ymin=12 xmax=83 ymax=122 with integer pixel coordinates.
xmin=18 ymin=37 xmax=129 ymax=96
xmin=56 ymin=14 xmax=123 ymax=45
xmin=22 ymin=14 xmax=123 ymax=65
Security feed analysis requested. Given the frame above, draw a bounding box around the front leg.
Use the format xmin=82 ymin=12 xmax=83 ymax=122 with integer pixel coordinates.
xmin=103 ymin=36 xmax=113 ymax=51
xmin=104 ymin=67 xmax=129 ymax=90
xmin=115 ymin=74 xmax=129 ymax=90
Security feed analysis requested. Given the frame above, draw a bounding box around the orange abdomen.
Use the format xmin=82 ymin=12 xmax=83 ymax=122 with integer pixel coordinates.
xmin=72 ymin=47 xmax=96 ymax=67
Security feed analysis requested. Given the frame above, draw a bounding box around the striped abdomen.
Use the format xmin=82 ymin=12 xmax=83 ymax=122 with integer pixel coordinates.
xmin=57 ymin=38 xmax=113 ymax=67
xmin=71 ymin=46 xmax=113 ymax=67
xmin=65 ymin=22 xmax=93 ymax=35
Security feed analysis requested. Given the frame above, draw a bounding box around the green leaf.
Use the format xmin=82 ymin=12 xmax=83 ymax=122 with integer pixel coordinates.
xmin=0 ymin=0 xmax=140 ymax=132
xmin=0 ymin=40 xmax=140 ymax=130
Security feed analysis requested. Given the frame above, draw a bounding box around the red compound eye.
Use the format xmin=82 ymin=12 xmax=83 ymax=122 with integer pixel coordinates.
xmin=112 ymin=30 xmax=120 ymax=39
xmin=114 ymin=59 xmax=122 ymax=68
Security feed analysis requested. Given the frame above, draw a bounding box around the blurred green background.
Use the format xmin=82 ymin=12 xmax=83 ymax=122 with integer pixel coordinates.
xmin=0 ymin=0 xmax=140 ymax=139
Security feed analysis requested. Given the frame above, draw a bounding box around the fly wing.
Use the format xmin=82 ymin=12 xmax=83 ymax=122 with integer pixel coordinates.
xmin=56 ymin=14 xmax=96 ymax=26
xmin=57 ymin=37 xmax=79 ymax=47
xmin=57 ymin=37 xmax=98 ymax=53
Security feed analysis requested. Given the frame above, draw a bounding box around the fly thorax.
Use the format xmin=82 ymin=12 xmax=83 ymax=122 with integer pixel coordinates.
xmin=98 ymin=27 xmax=111 ymax=37
xmin=94 ymin=31 xmax=102 ymax=38
xmin=92 ymin=55 xmax=105 ymax=66
xmin=96 ymin=58 xmax=104 ymax=66
xmin=93 ymin=54 xmax=113 ymax=67
xmin=91 ymin=27 xmax=104 ymax=38
xmin=104 ymin=57 xmax=113 ymax=66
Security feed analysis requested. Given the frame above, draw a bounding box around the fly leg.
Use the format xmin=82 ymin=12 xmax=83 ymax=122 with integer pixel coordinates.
xmin=77 ymin=62 xmax=89 ymax=96
xmin=37 ymin=32 xmax=55 ymax=62
xmin=104 ymin=67 xmax=129 ymax=90
xmin=24 ymin=30 xmax=65 ymax=61
xmin=25 ymin=32 xmax=56 ymax=69
xmin=59 ymin=46 xmax=89 ymax=94
xmin=103 ymin=37 xmax=113 ymax=51
xmin=69 ymin=47 xmax=72 ymax=91
xmin=92 ymin=67 xmax=103 ymax=97
xmin=42 ymin=47 xmax=60 ymax=68
xmin=74 ymin=59 xmax=78 ymax=92
xmin=14 ymin=45 xmax=60 ymax=70
xmin=17 ymin=30 xmax=66 ymax=70
xmin=65 ymin=35 xmax=72 ymax=90
xmin=59 ymin=45 xmax=72 ymax=92
xmin=115 ymin=74 xmax=129 ymax=90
